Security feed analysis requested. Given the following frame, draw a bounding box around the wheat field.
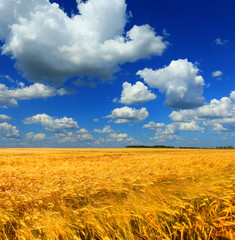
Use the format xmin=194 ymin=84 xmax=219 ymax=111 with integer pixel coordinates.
xmin=0 ymin=148 xmax=234 ymax=240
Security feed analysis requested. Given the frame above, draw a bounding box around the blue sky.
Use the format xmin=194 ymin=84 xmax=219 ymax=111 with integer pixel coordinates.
xmin=0 ymin=0 xmax=235 ymax=148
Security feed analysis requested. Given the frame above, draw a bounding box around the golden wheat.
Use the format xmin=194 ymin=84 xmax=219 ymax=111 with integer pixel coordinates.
xmin=0 ymin=148 xmax=234 ymax=239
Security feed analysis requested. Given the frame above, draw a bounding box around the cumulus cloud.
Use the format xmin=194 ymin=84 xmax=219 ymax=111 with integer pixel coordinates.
xmin=77 ymin=128 xmax=88 ymax=134
xmin=53 ymin=129 xmax=94 ymax=143
xmin=169 ymin=90 xmax=235 ymax=133
xmin=94 ymin=125 xmax=113 ymax=134
xmin=0 ymin=82 xmax=68 ymax=107
xmin=151 ymin=126 xmax=180 ymax=142
xmin=93 ymin=124 xmax=136 ymax=144
xmin=119 ymin=81 xmax=156 ymax=105
xmin=26 ymin=132 xmax=46 ymax=141
xmin=230 ymin=91 xmax=235 ymax=100
xmin=0 ymin=0 xmax=167 ymax=85
xmin=210 ymin=123 xmax=228 ymax=131
xmin=0 ymin=114 xmax=11 ymax=121
xmin=137 ymin=59 xmax=205 ymax=109
xmin=170 ymin=97 xmax=233 ymax=121
xmin=23 ymin=113 xmax=79 ymax=132
xmin=108 ymin=133 xmax=129 ymax=142
xmin=212 ymin=71 xmax=223 ymax=77
xmin=100 ymin=133 xmax=135 ymax=144
xmin=178 ymin=121 xmax=204 ymax=132
xmin=76 ymin=129 xmax=94 ymax=141
xmin=77 ymin=133 xmax=94 ymax=141
xmin=143 ymin=121 xmax=165 ymax=129
xmin=0 ymin=122 xmax=19 ymax=138
xmin=106 ymin=106 xmax=149 ymax=123
xmin=150 ymin=121 xmax=204 ymax=143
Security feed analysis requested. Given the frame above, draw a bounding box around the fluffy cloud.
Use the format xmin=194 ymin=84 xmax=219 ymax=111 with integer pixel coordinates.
xmin=151 ymin=126 xmax=180 ymax=142
xmin=0 ymin=122 xmax=19 ymax=138
xmin=108 ymin=133 xmax=129 ymax=142
xmin=106 ymin=106 xmax=149 ymax=123
xmin=150 ymin=121 xmax=204 ymax=143
xmin=212 ymin=71 xmax=222 ymax=77
xmin=93 ymin=124 xmax=136 ymax=144
xmin=77 ymin=133 xmax=94 ymax=141
xmin=94 ymin=125 xmax=113 ymax=134
xmin=23 ymin=113 xmax=79 ymax=132
xmin=0 ymin=0 xmax=167 ymax=85
xmin=0 ymin=114 xmax=11 ymax=121
xmin=119 ymin=81 xmax=156 ymax=105
xmin=143 ymin=121 xmax=165 ymax=129
xmin=169 ymin=90 xmax=235 ymax=133
xmin=230 ymin=91 xmax=235 ymax=100
xmin=77 ymin=128 xmax=88 ymax=134
xmin=170 ymin=97 xmax=233 ymax=121
xmin=26 ymin=132 xmax=46 ymax=141
xmin=0 ymin=82 xmax=68 ymax=107
xmin=95 ymin=133 xmax=135 ymax=145
xmin=137 ymin=59 xmax=205 ymax=109
xmin=178 ymin=121 xmax=204 ymax=132
xmin=54 ymin=129 xmax=94 ymax=143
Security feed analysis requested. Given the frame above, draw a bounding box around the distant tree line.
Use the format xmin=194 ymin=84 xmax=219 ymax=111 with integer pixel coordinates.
xmin=215 ymin=146 xmax=234 ymax=149
xmin=126 ymin=145 xmax=175 ymax=149
xmin=126 ymin=145 xmax=234 ymax=149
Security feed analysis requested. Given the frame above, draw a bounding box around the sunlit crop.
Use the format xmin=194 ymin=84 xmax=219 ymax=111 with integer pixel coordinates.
xmin=0 ymin=148 xmax=234 ymax=239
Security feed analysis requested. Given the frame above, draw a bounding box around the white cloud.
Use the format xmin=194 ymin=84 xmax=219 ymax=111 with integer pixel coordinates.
xmin=108 ymin=132 xmax=129 ymax=142
xmin=106 ymin=132 xmax=135 ymax=143
xmin=212 ymin=71 xmax=222 ymax=77
xmin=151 ymin=127 xmax=180 ymax=142
xmin=170 ymin=97 xmax=233 ymax=121
xmin=211 ymin=123 xmax=227 ymax=131
xmin=113 ymin=119 xmax=130 ymax=124
xmin=0 ymin=0 xmax=167 ymax=86
xmin=93 ymin=124 xmax=137 ymax=144
xmin=150 ymin=121 xmax=204 ymax=143
xmin=0 ymin=122 xmax=19 ymax=138
xmin=77 ymin=128 xmax=88 ymax=134
xmin=178 ymin=121 xmax=204 ymax=132
xmin=119 ymin=81 xmax=156 ymax=105
xmin=106 ymin=106 xmax=149 ymax=123
xmin=26 ymin=132 xmax=46 ymax=141
xmin=77 ymin=132 xmax=94 ymax=141
xmin=143 ymin=121 xmax=165 ymax=129
xmin=94 ymin=125 xmax=113 ymax=134
xmin=169 ymin=90 xmax=235 ymax=133
xmin=161 ymin=123 xmax=178 ymax=135
xmin=0 ymin=114 xmax=11 ymax=121
xmin=79 ymin=133 xmax=94 ymax=141
xmin=23 ymin=113 xmax=79 ymax=132
xmin=214 ymin=38 xmax=228 ymax=46
xmin=53 ymin=129 xmax=94 ymax=143
xmin=137 ymin=59 xmax=205 ymax=109
xmin=230 ymin=91 xmax=235 ymax=100
xmin=0 ymin=82 xmax=68 ymax=107
xmin=95 ymin=134 xmax=137 ymax=146
xmin=196 ymin=97 xmax=233 ymax=119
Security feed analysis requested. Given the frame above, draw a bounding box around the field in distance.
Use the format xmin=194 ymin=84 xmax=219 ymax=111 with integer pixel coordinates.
xmin=0 ymin=148 xmax=235 ymax=239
